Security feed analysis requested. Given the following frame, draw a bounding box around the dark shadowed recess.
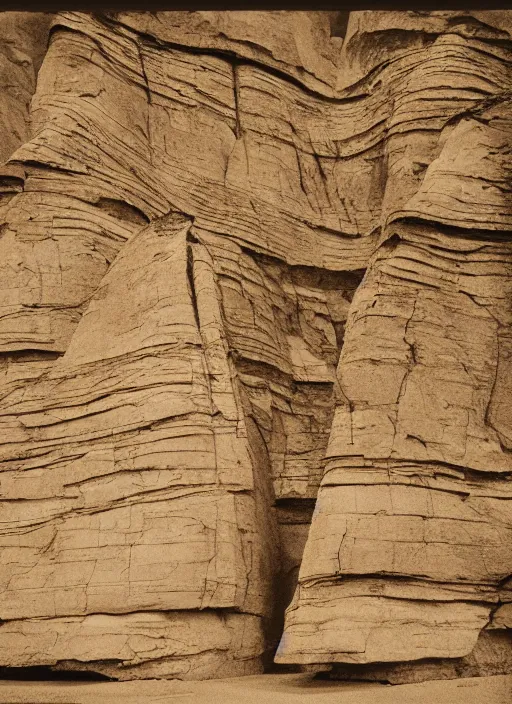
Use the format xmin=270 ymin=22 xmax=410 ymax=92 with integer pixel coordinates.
xmin=2 ymin=1 xmax=509 ymax=11
xmin=328 ymin=11 xmax=349 ymax=38
xmin=0 ymin=666 xmax=113 ymax=681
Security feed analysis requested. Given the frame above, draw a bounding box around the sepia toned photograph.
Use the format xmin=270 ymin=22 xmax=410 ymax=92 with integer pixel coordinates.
xmin=0 ymin=6 xmax=510 ymax=703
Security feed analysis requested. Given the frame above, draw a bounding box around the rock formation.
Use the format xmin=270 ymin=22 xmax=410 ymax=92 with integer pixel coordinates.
xmin=0 ymin=9 xmax=510 ymax=683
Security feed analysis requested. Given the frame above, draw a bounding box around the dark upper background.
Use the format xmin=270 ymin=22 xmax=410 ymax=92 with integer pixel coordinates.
xmin=1 ymin=3 xmax=509 ymax=13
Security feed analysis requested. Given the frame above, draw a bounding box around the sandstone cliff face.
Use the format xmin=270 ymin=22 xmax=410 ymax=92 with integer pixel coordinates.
xmin=0 ymin=10 xmax=510 ymax=682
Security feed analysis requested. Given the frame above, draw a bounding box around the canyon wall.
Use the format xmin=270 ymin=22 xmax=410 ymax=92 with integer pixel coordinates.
xmin=0 ymin=10 xmax=510 ymax=682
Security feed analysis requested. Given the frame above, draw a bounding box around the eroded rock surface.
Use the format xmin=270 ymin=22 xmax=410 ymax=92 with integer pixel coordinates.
xmin=0 ymin=10 xmax=510 ymax=682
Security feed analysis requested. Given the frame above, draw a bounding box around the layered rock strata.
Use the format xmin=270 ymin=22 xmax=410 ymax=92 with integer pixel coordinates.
xmin=0 ymin=10 xmax=510 ymax=681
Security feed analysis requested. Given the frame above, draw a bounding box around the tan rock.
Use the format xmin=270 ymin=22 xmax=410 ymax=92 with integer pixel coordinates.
xmin=0 ymin=9 xmax=510 ymax=682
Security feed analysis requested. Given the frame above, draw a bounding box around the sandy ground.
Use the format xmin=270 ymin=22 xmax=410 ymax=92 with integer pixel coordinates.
xmin=0 ymin=673 xmax=510 ymax=704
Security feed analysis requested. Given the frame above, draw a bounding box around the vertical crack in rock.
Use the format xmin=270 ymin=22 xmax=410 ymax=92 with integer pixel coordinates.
xmin=232 ymin=59 xmax=242 ymax=140
xmin=186 ymin=238 xmax=201 ymax=333
xmin=136 ymin=40 xmax=152 ymax=155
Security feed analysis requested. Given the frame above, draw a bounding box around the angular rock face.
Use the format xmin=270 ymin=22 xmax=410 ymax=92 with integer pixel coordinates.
xmin=0 ymin=9 xmax=510 ymax=682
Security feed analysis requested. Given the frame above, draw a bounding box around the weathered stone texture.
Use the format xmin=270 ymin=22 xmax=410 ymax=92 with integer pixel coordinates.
xmin=0 ymin=10 xmax=510 ymax=682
